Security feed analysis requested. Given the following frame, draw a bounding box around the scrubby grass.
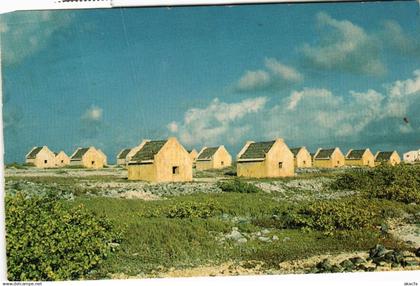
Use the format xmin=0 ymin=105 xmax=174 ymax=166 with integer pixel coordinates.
xmin=65 ymin=190 xmax=416 ymax=278
xmin=331 ymin=164 xmax=420 ymax=204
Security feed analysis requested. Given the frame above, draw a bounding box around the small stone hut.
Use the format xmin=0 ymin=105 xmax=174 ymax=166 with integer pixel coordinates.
xmin=374 ymin=151 xmax=401 ymax=166
xmin=345 ymin=149 xmax=375 ymax=167
xmin=196 ymin=146 xmax=232 ymax=171
xmin=290 ymin=147 xmax=312 ymax=168
xmin=313 ymin=148 xmax=345 ymax=168
xmin=236 ymin=138 xmax=294 ymax=178
xmin=25 ymin=146 xmax=56 ymax=168
xmin=127 ymin=137 xmax=192 ymax=182
xmin=70 ymin=146 xmax=105 ymax=169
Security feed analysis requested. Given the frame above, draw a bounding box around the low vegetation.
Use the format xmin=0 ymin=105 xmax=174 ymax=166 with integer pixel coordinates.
xmin=4 ymin=164 xmax=420 ymax=279
xmin=331 ymin=164 xmax=420 ymax=204
xmin=6 ymin=192 xmax=120 ymax=281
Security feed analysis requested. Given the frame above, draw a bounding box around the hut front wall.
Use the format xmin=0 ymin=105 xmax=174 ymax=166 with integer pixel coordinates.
xmin=213 ymin=149 xmax=232 ymax=169
xmin=295 ymin=151 xmax=312 ymax=168
xmin=55 ymin=153 xmax=70 ymax=167
xmin=265 ymin=144 xmax=294 ymax=177
xmin=154 ymin=140 xmax=192 ymax=182
xmin=33 ymin=150 xmax=56 ymax=168
xmin=313 ymin=159 xmax=333 ymax=168
xmin=81 ymin=150 xmax=104 ymax=169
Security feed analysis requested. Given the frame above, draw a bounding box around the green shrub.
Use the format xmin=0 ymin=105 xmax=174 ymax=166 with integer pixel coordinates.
xmin=166 ymin=201 xmax=222 ymax=218
xmin=6 ymin=192 xmax=120 ymax=281
xmin=217 ymin=179 xmax=261 ymax=193
xmin=331 ymin=165 xmax=420 ymax=204
xmin=278 ymin=198 xmax=378 ymax=234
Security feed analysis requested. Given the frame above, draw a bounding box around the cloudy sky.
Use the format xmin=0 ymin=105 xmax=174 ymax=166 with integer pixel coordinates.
xmin=1 ymin=2 xmax=419 ymax=163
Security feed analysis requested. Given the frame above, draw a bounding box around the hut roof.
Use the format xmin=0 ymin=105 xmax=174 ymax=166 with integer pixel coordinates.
xmin=71 ymin=147 xmax=90 ymax=160
xmin=117 ymin=148 xmax=131 ymax=159
xmin=197 ymin=147 xmax=219 ymax=161
xmin=315 ymin=148 xmax=336 ymax=160
xmin=131 ymin=140 xmax=167 ymax=162
xmin=346 ymin=149 xmax=367 ymax=160
xmin=376 ymin=151 xmax=395 ymax=161
xmin=26 ymin=147 xmax=43 ymax=159
xmin=290 ymin=147 xmax=304 ymax=157
xmin=239 ymin=141 xmax=275 ymax=160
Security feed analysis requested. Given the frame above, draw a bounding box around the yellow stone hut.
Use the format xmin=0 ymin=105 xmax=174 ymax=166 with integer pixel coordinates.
xmin=25 ymin=146 xmax=56 ymax=168
xmin=196 ymin=146 xmax=232 ymax=171
xmin=54 ymin=151 xmax=70 ymax=167
xmin=188 ymin=149 xmax=198 ymax=164
xmin=236 ymin=138 xmax=294 ymax=178
xmin=70 ymin=146 xmax=104 ymax=169
xmin=313 ymin=148 xmax=345 ymax=168
xmin=374 ymin=151 xmax=401 ymax=166
xmin=345 ymin=149 xmax=375 ymax=167
xmin=290 ymin=147 xmax=312 ymax=168
xmin=116 ymin=148 xmax=132 ymax=166
xmin=127 ymin=137 xmax=192 ymax=182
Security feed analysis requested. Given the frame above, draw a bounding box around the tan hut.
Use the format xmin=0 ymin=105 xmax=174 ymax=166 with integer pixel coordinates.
xmin=236 ymin=138 xmax=294 ymax=178
xmin=374 ymin=151 xmax=401 ymax=166
xmin=97 ymin=149 xmax=108 ymax=166
xmin=188 ymin=149 xmax=198 ymax=164
xmin=54 ymin=151 xmax=70 ymax=167
xmin=116 ymin=148 xmax=132 ymax=166
xmin=290 ymin=147 xmax=312 ymax=168
xmin=25 ymin=146 xmax=56 ymax=168
xmin=313 ymin=148 xmax=345 ymax=168
xmin=196 ymin=146 xmax=232 ymax=171
xmin=70 ymin=146 xmax=104 ymax=169
xmin=345 ymin=149 xmax=375 ymax=167
xmin=127 ymin=137 xmax=192 ymax=182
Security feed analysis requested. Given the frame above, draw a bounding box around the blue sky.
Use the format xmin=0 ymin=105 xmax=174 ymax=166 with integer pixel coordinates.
xmin=1 ymin=1 xmax=420 ymax=163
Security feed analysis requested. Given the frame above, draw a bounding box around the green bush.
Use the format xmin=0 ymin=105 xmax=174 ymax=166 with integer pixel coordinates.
xmin=166 ymin=201 xmax=222 ymax=219
xmin=217 ymin=179 xmax=261 ymax=193
xmin=278 ymin=198 xmax=378 ymax=234
xmin=331 ymin=165 xmax=420 ymax=204
xmin=6 ymin=192 xmax=120 ymax=281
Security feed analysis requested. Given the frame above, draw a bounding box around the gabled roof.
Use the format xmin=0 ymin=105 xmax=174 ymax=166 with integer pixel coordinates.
xmin=131 ymin=140 xmax=167 ymax=163
xmin=26 ymin=147 xmax=43 ymax=159
xmin=376 ymin=151 xmax=395 ymax=161
xmin=197 ymin=147 xmax=219 ymax=161
xmin=290 ymin=147 xmax=304 ymax=157
xmin=346 ymin=149 xmax=368 ymax=160
xmin=314 ymin=148 xmax=336 ymax=160
xmin=117 ymin=148 xmax=131 ymax=159
xmin=239 ymin=141 xmax=275 ymax=160
xmin=71 ymin=147 xmax=90 ymax=160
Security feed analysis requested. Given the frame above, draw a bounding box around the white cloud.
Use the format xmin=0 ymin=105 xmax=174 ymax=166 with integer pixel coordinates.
xmin=301 ymin=12 xmax=386 ymax=76
xmin=380 ymin=20 xmax=420 ymax=58
xmin=236 ymin=70 xmax=270 ymax=91
xmin=0 ymin=11 xmax=73 ymax=65
xmin=167 ymin=97 xmax=267 ymax=146
xmin=265 ymin=58 xmax=303 ymax=83
xmin=235 ymin=58 xmax=302 ymax=92
xmin=82 ymin=105 xmax=103 ymax=121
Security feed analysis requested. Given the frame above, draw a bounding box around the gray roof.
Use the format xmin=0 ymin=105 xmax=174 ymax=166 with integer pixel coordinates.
xmin=376 ymin=151 xmax=395 ymax=161
xmin=26 ymin=147 xmax=43 ymax=159
xmin=130 ymin=140 xmax=167 ymax=163
xmin=315 ymin=148 xmax=336 ymax=160
xmin=346 ymin=149 xmax=367 ymax=160
xmin=117 ymin=148 xmax=131 ymax=159
xmin=71 ymin=148 xmax=90 ymax=160
xmin=197 ymin=147 xmax=219 ymax=161
xmin=239 ymin=141 xmax=275 ymax=160
xmin=290 ymin=147 xmax=304 ymax=157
